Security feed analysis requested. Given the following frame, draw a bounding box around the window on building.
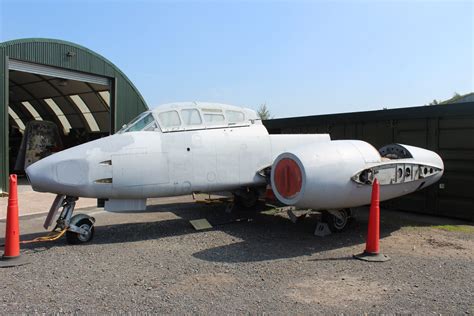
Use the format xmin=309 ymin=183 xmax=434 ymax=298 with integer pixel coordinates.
xmin=21 ymin=101 xmax=43 ymax=121
xmin=44 ymin=98 xmax=72 ymax=134
xmin=98 ymin=91 xmax=110 ymax=107
xmin=70 ymin=95 xmax=100 ymax=132
xmin=8 ymin=107 xmax=25 ymax=132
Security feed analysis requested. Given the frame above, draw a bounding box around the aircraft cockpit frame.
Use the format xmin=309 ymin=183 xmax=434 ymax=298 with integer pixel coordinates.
xmin=118 ymin=102 xmax=260 ymax=134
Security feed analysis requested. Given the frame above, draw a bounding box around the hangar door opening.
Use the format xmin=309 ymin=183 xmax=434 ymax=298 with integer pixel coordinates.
xmin=7 ymin=59 xmax=113 ymax=178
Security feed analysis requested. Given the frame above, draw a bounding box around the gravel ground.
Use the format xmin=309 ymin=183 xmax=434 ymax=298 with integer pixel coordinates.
xmin=0 ymin=196 xmax=473 ymax=314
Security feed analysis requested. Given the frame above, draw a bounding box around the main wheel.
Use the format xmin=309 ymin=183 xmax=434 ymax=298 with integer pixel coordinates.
xmin=66 ymin=218 xmax=95 ymax=244
xmin=233 ymin=189 xmax=260 ymax=209
xmin=323 ymin=209 xmax=352 ymax=232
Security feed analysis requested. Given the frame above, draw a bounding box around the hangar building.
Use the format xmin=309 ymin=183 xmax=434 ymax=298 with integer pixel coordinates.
xmin=0 ymin=38 xmax=148 ymax=194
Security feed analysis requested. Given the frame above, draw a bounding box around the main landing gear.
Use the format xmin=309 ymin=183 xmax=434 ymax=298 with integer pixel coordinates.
xmin=286 ymin=208 xmax=352 ymax=235
xmin=322 ymin=209 xmax=352 ymax=232
xmin=232 ymin=186 xmax=353 ymax=233
xmin=233 ymin=188 xmax=262 ymax=209
xmin=53 ymin=196 xmax=96 ymax=244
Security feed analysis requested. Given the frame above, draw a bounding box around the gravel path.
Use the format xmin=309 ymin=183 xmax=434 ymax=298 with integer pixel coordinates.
xmin=1 ymin=196 xmax=473 ymax=314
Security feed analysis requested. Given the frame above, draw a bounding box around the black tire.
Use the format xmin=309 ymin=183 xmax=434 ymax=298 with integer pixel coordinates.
xmin=66 ymin=218 xmax=95 ymax=245
xmin=323 ymin=209 xmax=352 ymax=233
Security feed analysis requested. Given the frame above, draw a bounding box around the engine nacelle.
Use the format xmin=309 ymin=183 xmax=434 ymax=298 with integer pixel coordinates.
xmin=270 ymin=141 xmax=443 ymax=210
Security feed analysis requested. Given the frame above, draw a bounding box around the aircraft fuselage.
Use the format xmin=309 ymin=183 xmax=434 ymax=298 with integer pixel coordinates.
xmin=26 ymin=102 xmax=444 ymax=213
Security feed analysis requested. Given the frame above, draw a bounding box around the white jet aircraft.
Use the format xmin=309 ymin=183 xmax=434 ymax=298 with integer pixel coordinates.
xmin=26 ymin=102 xmax=444 ymax=244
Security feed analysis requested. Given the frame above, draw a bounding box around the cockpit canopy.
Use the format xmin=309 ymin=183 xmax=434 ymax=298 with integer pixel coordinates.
xmin=118 ymin=102 xmax=260 ymax=133
xmin=118 ymin=112 xmax=158 ymax=133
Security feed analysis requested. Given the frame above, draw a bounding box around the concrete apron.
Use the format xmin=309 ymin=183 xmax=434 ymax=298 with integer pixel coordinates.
xmin=0 ymin=184 xmax=97 ymax=220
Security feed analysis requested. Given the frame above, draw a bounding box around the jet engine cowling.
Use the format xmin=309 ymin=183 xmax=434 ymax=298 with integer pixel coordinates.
xmin=270 ymin=140 xmax=443 ymax=210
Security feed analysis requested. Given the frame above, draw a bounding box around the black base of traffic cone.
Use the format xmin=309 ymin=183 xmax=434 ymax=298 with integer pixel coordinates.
xmin=0 ymin=254 xmax=30 ymax=268
xmin=353 ymin=251 xmax=390 ymax=262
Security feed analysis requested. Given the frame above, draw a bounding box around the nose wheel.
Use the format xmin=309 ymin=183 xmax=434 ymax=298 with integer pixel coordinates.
xmin=53 ymin=196 xmax=96 ymax=245
xmin=66 ymin=216 xmax=95 ymax=244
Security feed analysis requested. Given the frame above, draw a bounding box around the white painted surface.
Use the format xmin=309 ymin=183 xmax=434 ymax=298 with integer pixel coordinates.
xmin=270 ymin=140 xmax=444 ymax=210
xmin=104 ymin=198 xmax=147 ymax=212
xmin=25 ymin=102 xmax=444 ymax=213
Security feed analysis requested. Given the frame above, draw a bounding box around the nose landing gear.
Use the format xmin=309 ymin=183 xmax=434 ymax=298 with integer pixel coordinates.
xmin=65 ymin=214 xmax=96 ymax=244
xmin=49 ymin=196 xmax=96 ymax=244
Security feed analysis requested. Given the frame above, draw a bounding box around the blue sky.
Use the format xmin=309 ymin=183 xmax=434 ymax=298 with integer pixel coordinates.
xmin=1 ymin=0 xmax=473 ymax=118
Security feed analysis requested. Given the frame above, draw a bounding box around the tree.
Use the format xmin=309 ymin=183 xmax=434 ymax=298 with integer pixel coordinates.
xmin=428 ymin=91 xmax=471 ymax=105
xmin=441 ymin=92 xmax=462 ymax=104
xmin=257 ymin=103 xmax=272 ymax=120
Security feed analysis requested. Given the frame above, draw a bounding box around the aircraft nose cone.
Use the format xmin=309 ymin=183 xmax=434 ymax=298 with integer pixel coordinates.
xmin=25 ymin=158 xmax=56 ymax=192
xmin=26 ymin=150 xmax=91 ymax=194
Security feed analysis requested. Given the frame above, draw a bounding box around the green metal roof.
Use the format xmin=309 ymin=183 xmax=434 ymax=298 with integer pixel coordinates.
xmin=0 ymin=38 xmax=148 ymax=108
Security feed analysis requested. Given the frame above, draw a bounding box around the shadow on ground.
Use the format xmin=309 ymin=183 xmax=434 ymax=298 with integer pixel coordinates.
xmin=2 ymin=200 xmax=470 ymax=263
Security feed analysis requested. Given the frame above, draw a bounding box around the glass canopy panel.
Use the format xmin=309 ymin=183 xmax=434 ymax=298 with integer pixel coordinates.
xmin=181 ymin=109 xmax=202 ymax=125
xmin=158 ymin=111 xmax=181 ymax=128
xmin=226 ymin=110 xmax=245 ymax=123
xmin=123 ymin=113 xmax=157 ymax=132
xmin=119 ymin=112 xmax=148 ymax=132
xmin=203 ymin=113 xmax=225 ymax=125
xmin=117 ymin=112 xmax=158 ymax=133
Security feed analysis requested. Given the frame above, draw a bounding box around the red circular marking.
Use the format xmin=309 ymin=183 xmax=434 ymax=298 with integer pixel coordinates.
xmin=274 ymin=158 xmax=302 ymax=199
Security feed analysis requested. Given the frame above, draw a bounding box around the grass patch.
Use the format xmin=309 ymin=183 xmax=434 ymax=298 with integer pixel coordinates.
xmin=431 ymin=225 xmax=474 ymax=233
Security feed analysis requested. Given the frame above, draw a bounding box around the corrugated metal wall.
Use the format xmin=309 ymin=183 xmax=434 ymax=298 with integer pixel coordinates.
xmin=264 ymin=103 xmax=474 ymax=221
xmin=0 ymin=38 xmax=149 ymax=193
xmin=0 ymin=49 xmax=7 ymax=195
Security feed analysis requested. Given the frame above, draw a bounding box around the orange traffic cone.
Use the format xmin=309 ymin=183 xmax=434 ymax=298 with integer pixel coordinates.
xmin=0 ymin=174 xmax=29 ymax=267
xmin=354 ymin=179 xmax=390 ymax=262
